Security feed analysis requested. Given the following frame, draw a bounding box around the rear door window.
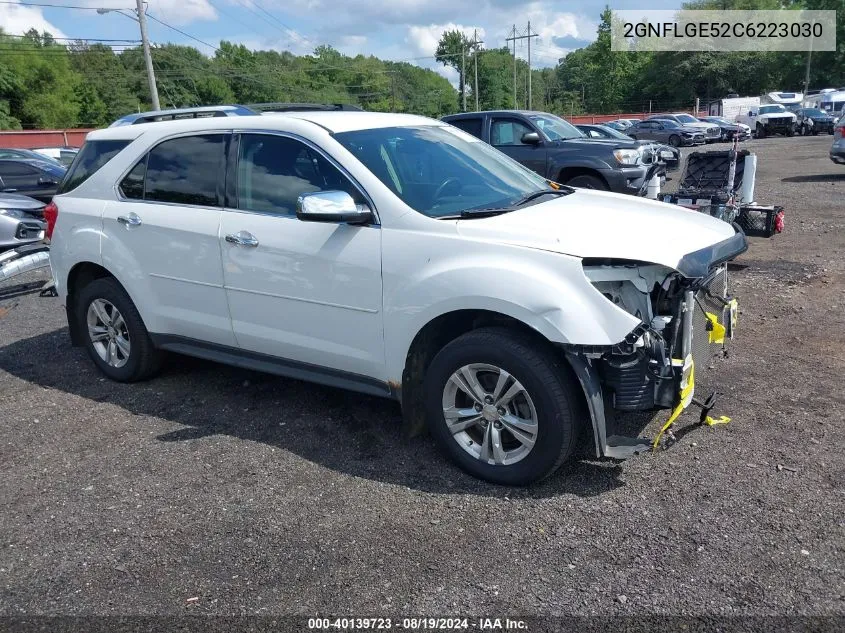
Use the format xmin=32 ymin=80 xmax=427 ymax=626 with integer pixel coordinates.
xmin=448 ymin=117 xmax=483 ymax=139
xmin=144 ymin=134 xmax=225 ymax=207
xmin=58 ymin=139 xmax=131 ymax=194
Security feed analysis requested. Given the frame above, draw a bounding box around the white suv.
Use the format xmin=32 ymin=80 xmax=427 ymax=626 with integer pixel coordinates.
xmin=47 ymin=111 xmax=746 ymax=485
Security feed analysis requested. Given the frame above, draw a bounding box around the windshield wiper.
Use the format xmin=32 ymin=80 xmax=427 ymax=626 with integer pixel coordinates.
xmin=510 ymin=188 xmax=572 ymax=207
xmin=437 ymin=208 xmax=516 ymax=220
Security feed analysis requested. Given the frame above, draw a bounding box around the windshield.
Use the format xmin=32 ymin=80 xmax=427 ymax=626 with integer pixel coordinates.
xmin=657 ymin=119 xmax=681 ymax=128
xmin=759 ymin=105 xmax=786 ymax=114
xmin=595 ymin=125 xmax=631 ymax=140
xmin=803 ymin=108 xmax=826 ymax=117
xmin=675 ymin=114 xmax=699 ymax=124
xmin=528 ymin=114 xmax=583 ymax=140
xmin=335 ymin=125 xmax=552 ymax=218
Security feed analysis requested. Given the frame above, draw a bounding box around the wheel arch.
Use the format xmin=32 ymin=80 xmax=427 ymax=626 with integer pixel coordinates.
xmin=556 ymin=166 xmax=609 ymax=189
xmin=65 ymin=261 xmax=140 ymax=347
xmin=397 ymin=308 xmax=582 ymax=437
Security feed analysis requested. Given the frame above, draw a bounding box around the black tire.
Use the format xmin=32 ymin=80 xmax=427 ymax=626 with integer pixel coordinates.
xmin=668 ymin=134 xmax=680 ymax=147
xmin=75 ymin=277 xmax=163 ymax=382
xmin=812 ymin=129 xmax=818 ymax=136
xmin=786 ymin=127 xmax=795 ymax=137
xmin=756 ymin=124 xmax=766 ymax=139
xmin=423 ymin=327 xmax=581 ymax=485
xmin=564 ymin=173 xmax=608 ymax=190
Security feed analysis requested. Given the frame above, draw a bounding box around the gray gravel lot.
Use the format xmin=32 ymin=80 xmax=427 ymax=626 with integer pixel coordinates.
xmin=0 ymin=135 xmax=843 ymax=620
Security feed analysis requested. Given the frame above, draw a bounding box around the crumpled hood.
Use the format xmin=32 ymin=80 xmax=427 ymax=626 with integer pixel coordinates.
xmin=455 ymin=189 xmax=739 ymax=275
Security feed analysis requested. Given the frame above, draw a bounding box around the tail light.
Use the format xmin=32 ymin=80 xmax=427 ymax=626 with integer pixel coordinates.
xmin=43 ymin=201 xmax=58 ymax=239
xmin=835 ymin=122 xmax=844 ymax=140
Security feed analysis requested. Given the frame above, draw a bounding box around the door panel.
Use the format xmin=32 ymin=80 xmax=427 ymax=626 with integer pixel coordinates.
xmin=489 ymin=118 xmax=547 ymax=176
xmin=101 ymin=133 xmax=235 ymax=346
xmin=221 ymin=133 xmax=384 ymax=379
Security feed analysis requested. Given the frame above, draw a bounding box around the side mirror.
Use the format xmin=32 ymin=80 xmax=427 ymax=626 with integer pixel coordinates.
xmin=748 ymin=111 xmax=755 ymax=117
xmin=38 ymin=176 xmax=57 ymax=186
xmin=296 ymin=190 xmax=373 ymax=225
xmin=521 ymin=132 xmax=541 ymax=145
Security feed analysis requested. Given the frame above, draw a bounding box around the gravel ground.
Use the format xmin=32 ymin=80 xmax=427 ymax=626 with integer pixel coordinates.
xmin=0 ymin=135 xmax=843 ymax=623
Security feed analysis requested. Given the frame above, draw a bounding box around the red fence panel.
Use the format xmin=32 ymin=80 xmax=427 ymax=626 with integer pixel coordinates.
xmin=0 ymin=129 xmax=93 ymax=149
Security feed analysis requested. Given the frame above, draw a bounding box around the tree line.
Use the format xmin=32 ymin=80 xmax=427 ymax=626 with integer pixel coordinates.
xmin=0 ymin=0 xmax=842 ymax=130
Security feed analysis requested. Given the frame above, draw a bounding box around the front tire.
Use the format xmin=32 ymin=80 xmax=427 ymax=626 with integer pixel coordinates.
xmin=756 ymin=124 xmax=766 ymax=139
xmin=564 ymin=174 xmax=608 ymax=190
xmin=76 ymin=277 xmax=162 ymax=382
xmin=423 ymin=328 xmax=581 ymax=485
xmin=668 ymin=134 xmax=681 ymax=147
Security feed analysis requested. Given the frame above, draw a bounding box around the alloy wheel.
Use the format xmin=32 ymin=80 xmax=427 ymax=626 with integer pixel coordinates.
xmin=86 ymin=298 xmax=131 ymax=368
xmin=441 ymin=363 xmax=539 ymax=466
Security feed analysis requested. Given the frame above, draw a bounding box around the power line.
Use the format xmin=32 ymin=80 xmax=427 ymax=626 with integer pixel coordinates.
xmin=144 ymin=12 xmax=220 ymax=51
xmin=0 ymin=1 xmax=133 ymax=8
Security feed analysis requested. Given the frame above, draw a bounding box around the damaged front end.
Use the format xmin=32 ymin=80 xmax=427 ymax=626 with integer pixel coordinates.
xmin=566 ymin=231 xmax=746 ymax=458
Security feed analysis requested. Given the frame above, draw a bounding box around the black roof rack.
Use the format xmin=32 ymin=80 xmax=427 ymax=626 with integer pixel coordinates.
xmin=248 ymin=102 xmax=364 ymax=112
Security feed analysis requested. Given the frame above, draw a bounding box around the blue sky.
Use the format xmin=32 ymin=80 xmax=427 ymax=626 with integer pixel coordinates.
xmin=1 ymin=0 xmax=682 ymax=82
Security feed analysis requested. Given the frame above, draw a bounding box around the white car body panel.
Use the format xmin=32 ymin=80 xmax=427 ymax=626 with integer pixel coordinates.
xmin=100 ymin=199 xmax=236 ymax=347
xmin=50 ymin=111 xmax=742 ymax=389
xmin=219 ymin=209 xmax=385 ymax=379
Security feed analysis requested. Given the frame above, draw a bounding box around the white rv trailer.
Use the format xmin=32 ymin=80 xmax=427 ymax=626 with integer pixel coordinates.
xmin=803 ymin=89 xmax=845 ymax=114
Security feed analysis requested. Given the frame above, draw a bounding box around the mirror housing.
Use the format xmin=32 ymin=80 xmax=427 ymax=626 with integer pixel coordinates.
xmin=296 ymin=190 xmax=373 ymax=224
xmin=521 ymin=131 xmax=541 ymax=145
xmin=38 ymin=176 xmax=57 ymax=186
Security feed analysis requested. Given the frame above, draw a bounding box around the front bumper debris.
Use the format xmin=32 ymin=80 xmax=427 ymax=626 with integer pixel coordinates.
xmin=567 ymin=259 xmax=739 ymax=459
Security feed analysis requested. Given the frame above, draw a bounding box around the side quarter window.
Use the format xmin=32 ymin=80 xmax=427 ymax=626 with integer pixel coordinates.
xmin=144 ymin=134 xmax=225 ymax=206
xmin=119 ymin=155 xmax=147 ymax=200
xmin=235 ymin=134 xmax=362 ymax=215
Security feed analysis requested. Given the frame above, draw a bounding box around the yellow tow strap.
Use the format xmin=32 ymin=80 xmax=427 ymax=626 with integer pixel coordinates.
xmin=704 ymin=415 xmax=731 ymax=426
xmin=705 ymin=312 xmax=726 ymax=344
xmin=652 ymin=356 xmax=695 ymax=450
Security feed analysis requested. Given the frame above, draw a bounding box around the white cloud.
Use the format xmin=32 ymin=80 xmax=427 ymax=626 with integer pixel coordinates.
xmin=78 ymin=0 xmax=217 ymax=26
xmin=0 ymin=1 xmax=67 ymax=38
xmin=406 ymin=23 xmax=486 ymax=59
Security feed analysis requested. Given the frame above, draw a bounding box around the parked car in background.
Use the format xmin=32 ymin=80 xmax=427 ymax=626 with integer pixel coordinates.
xmin=831 ymin=117 xmax=845 ymax=165
xmin=0 ymin=159 xmax=66 ymax=203
xmin=649 ymin=114 xmax=721 ymax=142
xmin=0 ymin=191 xmax=45 ymax=252
xmin=698 ymin=116 xmax=751 ymax=141
xmin=736 ymin=104 xmax=796 ymax=138
xmin=442 ymin=110 xmax=661 ymax=194
xmin=603 ymin=120 xmax=629 ymax=131
xmin=0 ymin=147 xmax=65 ymax=167
xmin=576 ymin=124 xmax=680 ymax=171
xmin=48 ymin=110 xmax=746 ymax=484
xmin=32 ymin=146 xmax=79 ymax=167
xmin=627 ymin=119 xmax=706 ymax=147
xmin=794 ymin=108 xmax=836 ymax=136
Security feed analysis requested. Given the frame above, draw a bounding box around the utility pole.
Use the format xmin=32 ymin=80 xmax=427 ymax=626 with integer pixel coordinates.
xmin=507 ymin=26 xmax=517 ymax=108
xmin=506 ymin=24 xmax=538 ymax=109
xmin=471 ymin=29 xmax=484 ymax=111
xmin=98 ymin=1 xmax=159 ymax=110
xmin=803 ymin=21 xmax=814 ymax=96
xmin=461 ymin=43 xmax=466 ymax=112
xmin=527 ymin=20 xmax=536 ymax=110
xmin=136 ymin=0 xmax=160 ymax=110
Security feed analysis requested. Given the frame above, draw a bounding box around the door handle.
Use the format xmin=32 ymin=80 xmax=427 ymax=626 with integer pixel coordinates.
xmin=117 ymin=213 xmax=142 ymax=227
xmin=225 ymin=231 xmax=259 ymax=247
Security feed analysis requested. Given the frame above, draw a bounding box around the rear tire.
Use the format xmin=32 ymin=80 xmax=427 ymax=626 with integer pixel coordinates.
xmin=423 ymin=327 xmax=581 ymax=485
xmin=76 ymin=277 xmax=163 ymax=382
xmin=564 ymin=174 xmax=608 ymax=190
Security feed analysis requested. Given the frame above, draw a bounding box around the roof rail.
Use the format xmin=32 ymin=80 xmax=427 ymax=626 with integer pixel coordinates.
xmin=109 ymin=105 xmax=259 ymax=127
xmin=248 ymin=102 xmax=364 ymax=112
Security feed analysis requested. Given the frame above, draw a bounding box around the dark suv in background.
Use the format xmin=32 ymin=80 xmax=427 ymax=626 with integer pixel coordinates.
xmin=441 ymin=110 xmax=661 ymax=195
